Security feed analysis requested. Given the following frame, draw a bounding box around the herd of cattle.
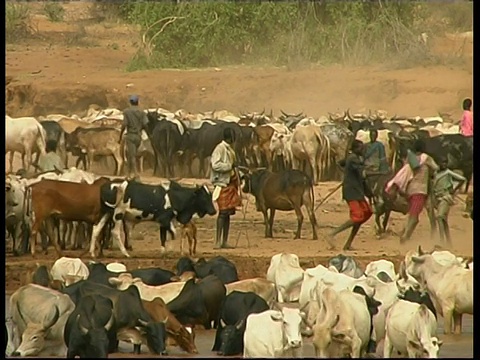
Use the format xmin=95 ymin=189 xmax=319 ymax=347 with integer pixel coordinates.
xmin=5 ymin=106 xmax=473 ymax=192
xmin=6 ymin=249 xmax=473 ymax=358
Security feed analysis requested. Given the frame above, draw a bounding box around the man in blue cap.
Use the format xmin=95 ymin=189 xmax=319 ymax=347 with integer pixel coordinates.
xmin=120 ymin=94 xmax=149 ymax=179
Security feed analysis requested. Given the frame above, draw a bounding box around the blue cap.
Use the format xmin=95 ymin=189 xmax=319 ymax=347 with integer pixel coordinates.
xmin=129 ymin=95 xmax=139 ymax=102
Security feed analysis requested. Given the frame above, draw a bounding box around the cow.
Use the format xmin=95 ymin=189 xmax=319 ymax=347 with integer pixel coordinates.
xmin=327 ymin=254 xmax=364 ymax=279
xmin=269 ymin=132 xmax=294 ymax=170
xmin=96 ymin=179 xmax=216 ymax=257
xmin=108 ymin=273 xmax=187 ymax=304
xmin=66 ymin=127 xmax=124 ymax=175
xmin=22 ymin=177 xmax=114 ymax=257
xmin=239 ymin=168 xmax=320 ymax=241
xmin=394 ymin=134 xmax=473 ymax=193
xmin=175 ymin=256 xmax=239 ymax=285
xmin=312 ymin=285 xmax=371 ymax=358
xmin=129 ymin=267 xmax=176 ymax=286
xmin=364 ymin=259 xmax=396 ymax=283
xmin=142 ymin=298 xmax=198 ymax=354
xmin=61 ymin=280 xmax=168 ymax=355
xmin=5 ymin=174 xmax=31 ymax=255
xmin=406 ymin=251 xmax=473 ymax=334
xmin=384 ymin=302 xmax=442 ymax=358
xmin=40 ymin=120 xmax=68 ymax=167
xmin=166 ymin=279 xmax=209 ymax=328
xmin=289 ymin=124 xmax=330 ymax=184
xmin=10 ymin=284 xmax=75 ymax=356
xmin=266 ymin=253 xmax=304 ymax=303
xmin=225 ymin=278 xmax=276 ymax=307
xmin=319 ymin=123 xmax=354 ymax=180
xmin=145 ymin=112 xmax=188 ymax=177
xmin=6 ymin=116 xmax=47 ymax=173
xmin=87 ymin=262 xmax=127 ymax=287
xmin=50 ymin=257 xmax=90 ymax=287
xmin=213 ymin=291 xmax=270 ymax=356
xmin=63 ymin=294 xmax=115 ymax=358
xmin=195 ymin=275 xmax=227 ymax=329
xmin=243 ymin=307 xmax=305 ymax=358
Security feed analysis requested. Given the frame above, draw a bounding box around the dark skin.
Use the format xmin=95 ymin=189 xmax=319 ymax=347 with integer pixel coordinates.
xmin=119 ymin=100 xmax=138 ymax=143
xmin=369 ymin=130 xmax=378 ymax=143
xmin=329 ymin=143 xmax=368 ymax=251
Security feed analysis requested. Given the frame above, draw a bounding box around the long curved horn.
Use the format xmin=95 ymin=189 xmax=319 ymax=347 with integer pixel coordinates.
xmin=328 ymin=112 xmax=335 ymax=121
xmin=280 ymin=109 xmax=288 ymax=117
xmin=104 ymin=312 xmax=115 ymax=331
xmin=43 ymin=306 xmax=60 ymax=330
xmin=295 ymin=112 xmax=304 ymax=118
xmin=261 ymin=108 xmax=265 ymax=116
xmin=346 ymin=109 xmax=354 ymax=121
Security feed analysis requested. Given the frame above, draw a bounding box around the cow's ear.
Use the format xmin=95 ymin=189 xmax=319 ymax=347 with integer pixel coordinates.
xmin=436 ymin=339 xmax=443 ymax=347
xmin=408 ymin=340 xmax=421 ymax=350
xmin=411 ymin=256 xmax=426 ymax=264
xmin=270 ymin=312 xmax=283 ymax=322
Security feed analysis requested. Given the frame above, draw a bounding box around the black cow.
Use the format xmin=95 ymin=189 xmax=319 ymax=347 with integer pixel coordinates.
xmin=398 ymin=288 xmax=437 ymax=319
xmin=352 ymin=286 xmax=382 ymax=354
xmin=61 ymin=280 xmax=168 ymax=355
xmin=175 ymin=256 xmax=239 ymax=285
xmin=40 ymin=120 xmax=67 ymax=166
xmin=212 ymin=291 xmax=269 ymax=356
xmin=31 ymin=265 xmax=51 ymax=287
xmin=167 ymin=278 xmax=209 ymax=327
xmin=64 ymin=294 xmax=115 ymax=358
xmin=129 ymin=267 xmax=176 ymax=286
xmin=239 ymin=168 xmax=318 ymax=240
xmin=86 ymin=262 xmax=121 ymax=287
xmin=196 ymin=275 xmax=227 ymax=330
xmin=145 ymin=112 xmax=188 ymax=177
xmin=182 ymin=121 xmax=249 ymax=178
xmin=100 ymin=179 xmax=216 ymax=253
xmin=394 ymin=134 xmax=473 ymax=193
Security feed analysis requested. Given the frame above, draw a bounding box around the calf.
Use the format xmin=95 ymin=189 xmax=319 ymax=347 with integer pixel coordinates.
xmin=244 ymin=307 xmax=305 ymax=358
xmin=63 ymin=294 xmax=115 ymax=358
xmin=239 ymin=168 xmax=319 ymax=240
xmin=213 ymin=291 xmax=269 ymax=356
xmin=384 ymin=302 xmax=442 ymax=358
xmin=180 ymin=220 xmax=197 ymax=256
xmin=406 ymin=252 xmax=473 ymax=334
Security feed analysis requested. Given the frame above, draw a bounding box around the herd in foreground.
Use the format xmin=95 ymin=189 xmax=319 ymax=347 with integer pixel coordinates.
xmin=5 ymin=248 xmax=473 ymax=358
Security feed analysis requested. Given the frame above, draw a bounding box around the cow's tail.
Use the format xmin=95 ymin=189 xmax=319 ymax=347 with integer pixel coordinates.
xmin=104 ymin=180 xmax=128 ymax=208
xmin=35 ymin=122 xmax=47 ymax=155
xmin=324 ymin=134 xmax=331 ymax=180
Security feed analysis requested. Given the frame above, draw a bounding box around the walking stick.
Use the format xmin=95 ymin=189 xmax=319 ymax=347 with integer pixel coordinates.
xmin=315 ymin=183 xmax=342 ymax=211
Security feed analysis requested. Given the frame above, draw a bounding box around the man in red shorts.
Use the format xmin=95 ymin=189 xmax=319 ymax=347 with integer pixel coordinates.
xmin=329 ymin=139 xmax=373 ymax=251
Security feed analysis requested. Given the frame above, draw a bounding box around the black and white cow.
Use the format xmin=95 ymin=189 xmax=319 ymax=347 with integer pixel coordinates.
xmin=95 ymin=179 xmax=216 ymax=257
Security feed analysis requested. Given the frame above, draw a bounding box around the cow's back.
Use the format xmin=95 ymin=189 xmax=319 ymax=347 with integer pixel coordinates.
xmin=6 ymin=117 xmax=44 ymax=152
xmin=74 ymin=127 xmax=120 ymax=153
xmin=244 ymin=310 xmax=283 ymax=357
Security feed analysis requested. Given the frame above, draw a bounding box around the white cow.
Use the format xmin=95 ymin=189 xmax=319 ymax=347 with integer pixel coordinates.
xmin=266 ymin=253 xmax=305 ymax=303
xmin=10 ymin=284 xmax=75 ymax=357
xmin=269 ymin=132 xmax=293 ymax=169
xmin=6 ymin=116 xmax=47 ymax=173
xmin=243 ymin=307 xmax=305 ymax=358
xmin=50 ymin=257 xmax=89 ymax=286
xmin=364 ymin=260 xmax=396 ymax=283
xmin=384 ymin=301 xmax=442 ymax=358
xmin=225 ymin=278 xmax=277 ymax=307
xmin=405 ymin=248 xmax=465 ymax=268
xmin=108 ymin=273 xmax=186 ymax=303
xmin=312 ymin=285 xmax=371 ymax=358
xmin=406 ymin=253 xmax=473 ymax=334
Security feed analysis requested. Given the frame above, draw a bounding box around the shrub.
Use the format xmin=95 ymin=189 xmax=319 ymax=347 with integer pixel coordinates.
xmin=43 ymin=1 xmax=65 ymax=23
xmin=6 ymin=3 xmax=34 ymax=43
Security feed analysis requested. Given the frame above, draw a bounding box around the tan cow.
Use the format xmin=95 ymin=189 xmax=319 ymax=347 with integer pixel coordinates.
xmin=226 ymin=278 xmax=277 ymax=307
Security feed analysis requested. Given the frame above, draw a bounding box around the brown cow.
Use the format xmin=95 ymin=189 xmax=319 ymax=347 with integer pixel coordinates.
xmin=23 ymin=177 xmax=117 ymax=257
xmin=252 ymin=125 xmax=275 ymax=168
xmin=143 ymin=298 xmax=198 ymax=354
xmin=66 ymin=127 xmax=124 ymax=175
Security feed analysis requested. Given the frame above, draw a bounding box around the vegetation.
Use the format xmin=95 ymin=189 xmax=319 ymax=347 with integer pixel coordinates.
xmin=43 ymin=1 xmax=65 ymax=23
xmin=6 ymin=0 xmax=473 ymax=70
xmin=6 ymin=3 xmax=35 ymax=43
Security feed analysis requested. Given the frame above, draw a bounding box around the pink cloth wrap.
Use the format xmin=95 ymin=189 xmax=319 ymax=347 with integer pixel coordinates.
xmin=460 ymin=110 xmax=473 ymax=137
xmin=385 ymin=153 xmax=428 ymax=194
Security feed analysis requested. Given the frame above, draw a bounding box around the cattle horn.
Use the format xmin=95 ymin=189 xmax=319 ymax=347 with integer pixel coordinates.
xmin=328 ymin=112 xmax=335 ymax=121
xmin=16 ymin=300 xmax=27 ymax=325
xmin=43 ymin=306 xmax=60 ymax=330
xmin=104 ymin=312 xmax=115 ymax=331
xmin=399 ymin=261 xmax=408 ymax=281
xmin=220 ymin=319 xmax=226 ymax=328
xmin=236 ymin=165 xmax=251 ymax=173
xmin=345 ymin=109 xmax=354 ymax=121
xmin=76 ymin=315 xmax=89 ymax=335
xmin=417 ymin=245 xmax=425 ymax=256
xmin=235 ymin=319 xmax=245 ymax=330
xmin=260 ymin=108 xmax=265 ymax=116
xmin=280 ymin=109 xmax=288 ymax=117
xmin=137 ymin=318 xmax=149 ymax=327
xmin=255 ymin=167 xmax=267 ymax=171
xmin=295 ymin=111 xmax=304 ymax=118
xmin=162 ymin=316 xmax=169 ymax=324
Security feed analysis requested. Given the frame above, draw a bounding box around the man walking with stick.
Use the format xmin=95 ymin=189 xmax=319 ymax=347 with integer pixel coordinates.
xmin=328 ymin=140 xmax=373 ymax=251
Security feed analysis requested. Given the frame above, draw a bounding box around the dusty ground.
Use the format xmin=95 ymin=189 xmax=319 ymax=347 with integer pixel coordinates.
xmin=5 ymin=4 xmax=473 ymax=293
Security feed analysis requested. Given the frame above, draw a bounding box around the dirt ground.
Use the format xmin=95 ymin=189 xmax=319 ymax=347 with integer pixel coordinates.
xmin=5 ymin=3 xmax=473 ymax=294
